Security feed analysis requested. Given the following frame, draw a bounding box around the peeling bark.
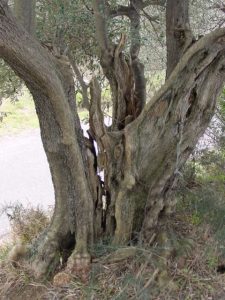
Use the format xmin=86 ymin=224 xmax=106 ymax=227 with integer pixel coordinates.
xmin=114 ymin=29 xmax=225 ymax=243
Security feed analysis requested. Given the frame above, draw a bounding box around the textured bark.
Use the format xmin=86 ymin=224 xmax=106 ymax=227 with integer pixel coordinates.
xmin=113 ymin=29 xmax=225 ymax=243
xmin=14 ymin=0 xmax=36 ymax=35
xmin=91 ymin=0 xmax=225 ymax=246
xmin=93 ymin=0 xmax=145 ymax=130
xmin=166 ymin=0 xmax=193 ymax=77
xmin=0 ymin=1 xmax=93 ymax=278
xmin=1 ymin=0 xmax=225 ymax=281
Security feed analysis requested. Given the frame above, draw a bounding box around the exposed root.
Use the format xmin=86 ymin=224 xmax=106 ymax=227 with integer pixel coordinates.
xmin=102 ymin=247 xmax=137 ymax=263
xmin=66 ymin=250 xmax=91 ymax=283
xmin=29 ymin=234 xmax=61 ymax=280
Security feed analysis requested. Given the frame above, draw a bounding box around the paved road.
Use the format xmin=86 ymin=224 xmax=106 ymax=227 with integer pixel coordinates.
xmin=0 ymin=129 xmax=54 ymax=238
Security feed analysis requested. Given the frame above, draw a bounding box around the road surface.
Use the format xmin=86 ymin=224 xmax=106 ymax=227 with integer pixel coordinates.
xmin=0 ymin=129 xmax=54 ymax=239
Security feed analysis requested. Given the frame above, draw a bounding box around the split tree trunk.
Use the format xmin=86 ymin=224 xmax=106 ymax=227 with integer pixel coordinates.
xmin=0 ymin=0 xmax=225 ymax=280
xmin=91 ymin=0 xmax=225 ymax=245
xmin=89 ymin=28 xmax=225 ymax=245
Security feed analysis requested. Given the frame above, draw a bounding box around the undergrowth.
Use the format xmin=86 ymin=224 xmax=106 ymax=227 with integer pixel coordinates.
xmin=1 ymin=146 xmax=225 ymax=299
xmin=0 ymin=203 xmax=50 ymax=244
xmin=0 ymin=202 xmax=225 ymax=299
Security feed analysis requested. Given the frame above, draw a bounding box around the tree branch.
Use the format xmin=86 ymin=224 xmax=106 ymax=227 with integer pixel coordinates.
xmin=109 ymin=5 xmax=132 ymax=18
xmin=129 ymin=0 xmax=146 ymax=111
xmin=210 ymin=3 xmax=225 ymax=13
xmin=145 ymin=28 xmax=225 ymax=112
xmin=89 ymin=78 xmax=106 ymax=143
xmin=141 ymin=0 xmax=166 ymax=8
xmin=0 ymin=0 xmax=78 ymax=143
xmin=69 ymin=56 xmax=89 ymax=109
xmin=92 ymin=0 xmax=110 ymax=52
xmin=166 ymin=0 xmax=193 ymax=78
xmin=109 ymin=0 xmax=165 ymax=18
xmin=124 ymin=28 xmax=225 ymax=214
xmin=137 ymin=0 xmax=166 ymax=9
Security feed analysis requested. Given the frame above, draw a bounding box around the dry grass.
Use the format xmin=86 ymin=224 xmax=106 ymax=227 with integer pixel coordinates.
xmin=1 ymin=204 xmax=50 ymax=244
xmin=0 ymin=208 xmax=225 ymax=299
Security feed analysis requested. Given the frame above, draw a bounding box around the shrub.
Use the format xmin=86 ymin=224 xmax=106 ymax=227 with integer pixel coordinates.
xmin=1 ymin=203 xmax=50 ymax=243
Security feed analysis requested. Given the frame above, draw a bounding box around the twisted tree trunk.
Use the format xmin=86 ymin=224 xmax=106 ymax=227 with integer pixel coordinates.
xmin=0 ymin=0 xmax=225 ymax=281
xmin=101 ymin=33 xmax=225 ymax=244
xmin=91 ymin=0 xmax=225 ymax=245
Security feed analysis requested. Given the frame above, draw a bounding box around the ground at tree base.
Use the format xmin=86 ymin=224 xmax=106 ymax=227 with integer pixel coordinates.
xmin=0 ymin=211 xmax=225 ymax=300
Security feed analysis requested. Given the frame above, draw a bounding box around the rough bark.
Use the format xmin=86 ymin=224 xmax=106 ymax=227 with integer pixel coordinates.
xmin=166 ymin=0 xmax=193 ymax=78
xmin=0 ymin=0 xmax=93 ymax=278
xmin=93 ymin=0 xmax=145 ymax=130
xmin=113 ymin=29 xmax=225 ymax=244
xmin=14 ymin=0 xmax=36 ymax=35
xmin=92 ymin=0 xmax=225 ymax=246
xmin=1 ymin=0 xmax=225 ymax=282
xmin=129 ymin=0 xmax=146 ymax=119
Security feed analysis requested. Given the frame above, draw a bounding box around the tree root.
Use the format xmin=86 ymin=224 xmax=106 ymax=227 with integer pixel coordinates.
xmin=102 ymin=247 xmax=137 ymax=264
xmin=66 ymin=250 xmax=91 ymax=283
xmin=29 ymin=237 xmax=60 ymax=280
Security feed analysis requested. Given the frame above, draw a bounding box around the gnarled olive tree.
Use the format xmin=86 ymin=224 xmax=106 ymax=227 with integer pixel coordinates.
xmin=0 ymin=0 xmax=225 ymax=279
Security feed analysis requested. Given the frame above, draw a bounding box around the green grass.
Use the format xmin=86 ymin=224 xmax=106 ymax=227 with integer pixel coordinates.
xmin=0 ymin=89 xmax=39 ymax=136
xmin=0 ymin=88 xmax=90 ymax=136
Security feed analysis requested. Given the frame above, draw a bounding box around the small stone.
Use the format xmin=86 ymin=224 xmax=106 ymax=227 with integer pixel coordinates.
xmin=53 ymin=272 xmax=71 ymax=287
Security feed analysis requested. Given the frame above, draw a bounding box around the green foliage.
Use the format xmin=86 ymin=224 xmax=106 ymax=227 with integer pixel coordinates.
xmin=205 ymin=247 xmax=219 ymax=269
xmin=36 ymin=0 xmax=97 ymax=66
xmin=0 ymin=0 xmax=223 ymax=107
xmin=178 ymin=149 xmax=225 ymax=255
xmin=190 ymin=212 xmax=202 ymax=226
xmin=75 ymin=91 xmax=83 ymax=107
xmin=0 ymin=88 xmax=90 ymax=135
xmin=0 ymin=60 xmax=22 ymax=100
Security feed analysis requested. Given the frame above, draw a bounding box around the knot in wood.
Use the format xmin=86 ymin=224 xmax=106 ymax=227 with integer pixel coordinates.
xmin=114 ymin=144 xmax=123 ymax=159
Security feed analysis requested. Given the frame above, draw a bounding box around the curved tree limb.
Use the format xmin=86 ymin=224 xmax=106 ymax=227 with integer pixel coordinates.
xmin=93 ymin=0 xmax=146 ymax=129
xmin=143 ymin=27 xmax=225 ymax=113
xmin=109 ymin=0 xmax=165 ymax=18
xmin=0 ymin=0 xmax=94 ymax=278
